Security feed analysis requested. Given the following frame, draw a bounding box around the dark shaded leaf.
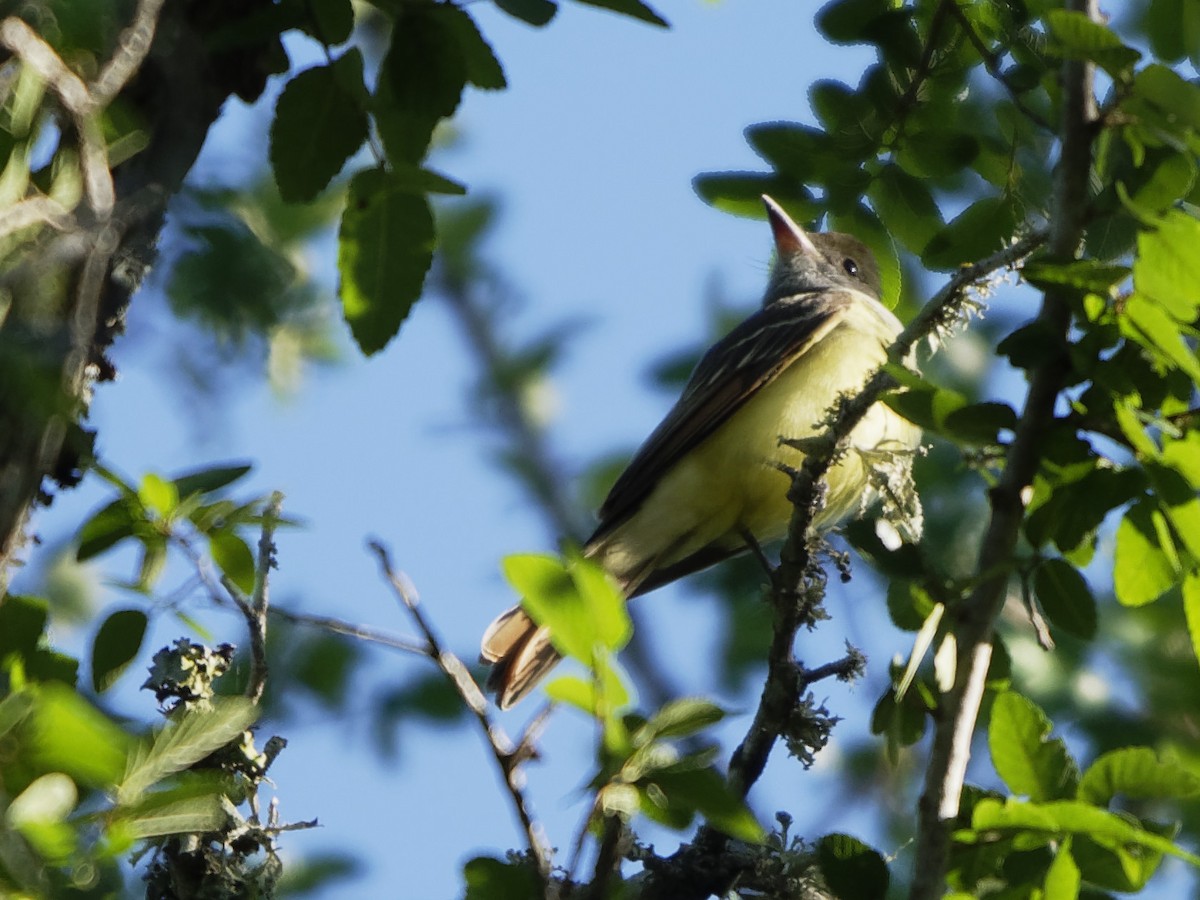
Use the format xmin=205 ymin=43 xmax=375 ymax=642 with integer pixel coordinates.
xmin=1033 ymin=558 xmax=1097 ymax=640
xmin=270 ymin=51 xmax=369 ymax=202
xmin=463 ymin=856 xmax=541 ymax=899
xmin=1045 ymin=9 xmax=1141 ymax=76
xmin=495 ymin=0 xmax=557 ymax=26
xmin=923 ymin=196 xmax=1019 ymax=271
xmin=0 ymin=595 xmax=50 ymax=657
xmin=337 ymin=168 xmax=434 ymax=355
xmin=572 ymin=0 xmax=667 ymax=27
xmin=76 ymin=498 xmax=137 ymax=560
xmin=376 ymin=6 xmax=467 ymax=163
xmin=171 ymin=463 xmax=253 ymax=499
xmin=693 ymin=171 xmax=818 ymax=220
xmin=92 ymin=609 xmax=148 ymax=693
xmin=868 ymin=164 xmax=943 ymax=253
xmin=442 ymin=6 xmax=507 ymax=89
xmin=816 ymin=833 xmax=889 ymax=900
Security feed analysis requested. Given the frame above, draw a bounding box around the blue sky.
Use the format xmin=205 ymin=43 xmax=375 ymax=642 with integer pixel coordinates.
xmin=14 ymin=2 xmax=1041 ymax=896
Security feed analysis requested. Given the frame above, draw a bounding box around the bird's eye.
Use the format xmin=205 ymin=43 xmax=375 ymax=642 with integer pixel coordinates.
xmin=842 ymin=258 xmax=859 ymax=278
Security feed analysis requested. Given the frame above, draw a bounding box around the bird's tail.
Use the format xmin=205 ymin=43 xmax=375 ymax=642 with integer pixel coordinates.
xmin=480 ymin=605 xmax=562 ymax=710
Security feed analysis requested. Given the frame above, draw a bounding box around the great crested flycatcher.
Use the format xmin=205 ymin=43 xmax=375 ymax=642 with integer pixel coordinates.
xmin=482 ymin=195 xmax=921 ymax=709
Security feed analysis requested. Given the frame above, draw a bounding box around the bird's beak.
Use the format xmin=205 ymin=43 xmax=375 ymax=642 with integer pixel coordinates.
xmin=762 ymin=195 xmax=819 ymax=257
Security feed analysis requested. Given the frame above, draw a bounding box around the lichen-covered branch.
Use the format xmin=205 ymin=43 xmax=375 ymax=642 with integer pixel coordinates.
xmin=908 ymin=2 xmax=1099 ymax=897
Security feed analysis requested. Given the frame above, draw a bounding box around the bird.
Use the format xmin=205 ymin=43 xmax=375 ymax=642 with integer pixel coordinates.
xmin=481 ymin=195 xmax=921 ymax=709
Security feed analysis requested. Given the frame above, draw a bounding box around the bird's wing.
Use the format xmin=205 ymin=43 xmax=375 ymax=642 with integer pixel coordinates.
xmin=590 ymin=290 xmax=853 ymax=540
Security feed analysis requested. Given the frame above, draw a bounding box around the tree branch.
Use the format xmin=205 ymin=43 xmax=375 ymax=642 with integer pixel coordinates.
xmin=908 ymin=2 xmax=1099 ymax=897
xmin=368 ymin=540 xmax=554 ymax=889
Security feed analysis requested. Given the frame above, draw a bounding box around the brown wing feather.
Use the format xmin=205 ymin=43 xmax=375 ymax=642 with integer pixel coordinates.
xmin=589 ymin=291 xmax=852 ymax=543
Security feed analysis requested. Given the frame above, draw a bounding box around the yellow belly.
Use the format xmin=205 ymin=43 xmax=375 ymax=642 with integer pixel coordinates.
xmin=594 ymin=317 xmax=919 ymax=584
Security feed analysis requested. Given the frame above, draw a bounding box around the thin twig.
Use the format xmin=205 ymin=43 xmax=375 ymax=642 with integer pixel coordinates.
xmin=239 ymin=492 xmax=283 ymax=703
xmin=269 ymin=606 xmax=432 ymax=657
xmin=90 ymin=0 xmax=165 ymax=106
xmin=368 ymin=540 xmax=554 ymax=889
xmin=908 ymin=1 xmax=1098 ymax=897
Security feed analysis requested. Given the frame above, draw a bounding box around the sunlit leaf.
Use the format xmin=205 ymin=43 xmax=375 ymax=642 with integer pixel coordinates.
xmin=1077 ymin=746 xmax=1200 ymax=806
xmin=117 ymin=697 xmax=259 ymax=805
xmin=988 ymin=692 xmax=1078 ymax=802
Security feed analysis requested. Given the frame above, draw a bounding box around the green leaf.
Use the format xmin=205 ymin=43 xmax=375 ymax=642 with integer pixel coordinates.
xmin=1121 ymin=292 xmax=1200 ymax=381
xmin=567 ymin=551 xmax=631 ymax=652
xmin=1145 ymin=461 xmax=1200 ymax=560
xmin=442 ymin=6 xmax=507 ymax=89
xmin=968 ymin=798 xmax=1200 ymax=867
xmin=1071 ymin=825 xmax=1170 ymax=893
xmin=816 ymin=833 xmax=890 ymax=900
xmin=208 ymin=530 xmax=256 ymax=595
xmin=692 ymin=171 xmax=818 ymax=220
xmin=1033 ymin=559 xmax=1097 ymax=640
xmin=494 ymin=0 xmax=557 ymax=26
xmin=1044 ymin=9 xmax=1141 ymax=76
xmin=117 ymin=696 xmax=259 ymax=805
xmin=171 ymin=462 xmax=253 ymax=499
xmin=270 ymin=51 xmax=369 ymax=202
xmin=544 ymin=667 xmax=631 ymax=715
xmin=1043 ymin=844 xmax=1081 ymax=900
xmin=1025 ymin=467 xmax=1143 ymax=554
xmin=26 ymin=683 xmax=131 ymax=787
xmin=868 ymin=164 xmax=943 ymax=253
xmin=76 ymin=498 xmax=137 ymax=560
xmin=501 ymin=553 xmax=630 ymax=664
xmin=816 ymin=0 xmax=892 ymax=44
xmin=375 ymin=5 xmax=466 ymax=164
xmin=281 ymin=0 xmax=355 ymax=44
xmin=571 ymin=0 xmax=667 ymax=27
xmin=942 ymin=401 xmax=1018 ymax=446
xmin=91 ymin=608 xmax=148 ymax=693
xmin=1124 ymin=151 xmax=1197 ymax=215
xmin=1114 ymin=500 xmax=1180 ymax=606
xmin=502 ymin=554 xmax=587 ymax=661
xmin=1184 ymin=570 xmax=1200 ymax=672
xmin=895 ymin=130 xmax=980 ymax=180
xmin=0 ymin=691 xmax=35 ymax=740
xmin=923 ymin=195 xmax=1019 ymax=271
xmin=1022 ymin=259 xmax=1130 ymax=295
xmin=462 ymin=856 xmax=541 ymax=900
xmin=1131 ymin=64 xmax=1200 ymax=131
xmin=746 ymin=122 xmax=842 ymax=182
xmin=1078 ymin=746 xmax=1200 ymax=806
xmin=118 ymin=791 xmax=228 ymax=839
xmin=0 ymin=594 xmax=49 ymax=657
xmin=337 ymin=168 xmax=434 ymax=355
xmin=988 ymin=692 xmax=1078 ymax=802
xmin=1134 ymin=210 xmax=1200 ymax=321
xmin=639 ymin=697 xmax=725 ymax=742
xmin=644 ymin=767 xmax=764 ymax=842
xmin=138 ymin=472 xmax=178 ymax=518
